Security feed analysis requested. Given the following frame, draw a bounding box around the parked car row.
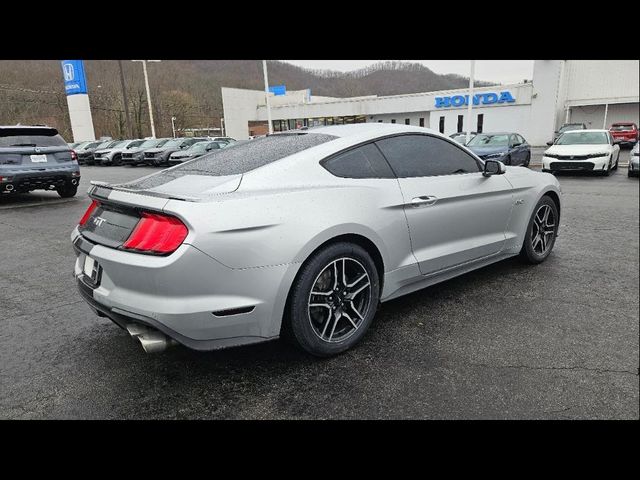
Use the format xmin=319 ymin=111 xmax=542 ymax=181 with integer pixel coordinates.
xmin=77 ymin=136 xmax=236 ymax=167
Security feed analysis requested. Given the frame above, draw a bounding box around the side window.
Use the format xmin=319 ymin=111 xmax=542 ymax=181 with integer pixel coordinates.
xmin=509 ymin=134 xmax=517 ymax=146
xmin=375 ymin=134 xmax=480 ymax=178
xmin=322 ymin=143 xmax=395 ymax=179
xmin=517 ymin=134 xmax=525 ymax=144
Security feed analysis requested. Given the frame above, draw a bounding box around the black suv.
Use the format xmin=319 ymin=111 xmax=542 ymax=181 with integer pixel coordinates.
xmin=0 ymin=125 xmax=80 ymax=197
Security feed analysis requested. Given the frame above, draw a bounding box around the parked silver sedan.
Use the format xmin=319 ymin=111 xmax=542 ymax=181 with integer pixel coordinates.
xmin=72 ymin=124 xmax=562 ymax=357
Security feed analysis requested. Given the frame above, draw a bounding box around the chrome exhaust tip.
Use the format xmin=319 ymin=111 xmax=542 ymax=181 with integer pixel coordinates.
xmin=138 ymin=331 xmax=177 ymax=354
xmin=5 ymin=184 xmax=14 ymax=191
xmin=71 ymin=179 xmax=79 ymax=185
xmin=126 ymin=323 xmax=176 ymax=353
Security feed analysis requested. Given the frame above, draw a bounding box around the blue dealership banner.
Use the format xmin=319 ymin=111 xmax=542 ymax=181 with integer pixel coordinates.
xmin=435 ymin=91 xmax=516 ymax=108
xmin=269 ymin=85 xmax=286 ymax=96
xmin=60 ymin=60 xmax=88 ymax=96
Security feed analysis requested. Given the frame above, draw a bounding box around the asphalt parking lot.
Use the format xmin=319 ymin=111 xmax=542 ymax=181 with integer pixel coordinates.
xmin=0 ymin=150 xmax=638 ymax=420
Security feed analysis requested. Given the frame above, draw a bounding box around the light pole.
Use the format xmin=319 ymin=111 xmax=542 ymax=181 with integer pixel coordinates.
xmin=262 ymin=60 xmax=273 ymax=134
xmin=465 ymin=60 xmax=476 ymax=145
xmin=132 ymin=60 xmax=161 ymax=138
xmin=171 ymin=116 xmax=177 ymax=138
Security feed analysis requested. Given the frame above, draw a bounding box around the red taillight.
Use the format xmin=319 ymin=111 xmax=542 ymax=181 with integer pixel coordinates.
xmin=122 ymin=212 xmax=188 ymax=255
xmin=79 ymin=199 xmax=99 ymax=226
xmin=71 ymin=150 xmax=78 ymax=161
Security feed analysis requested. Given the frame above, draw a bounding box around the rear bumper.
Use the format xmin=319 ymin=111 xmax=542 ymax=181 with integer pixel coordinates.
xmin=71 ymin=228 xmax=293 ymax=351
xmin=1 ymin=168 xmax=80 ymax=193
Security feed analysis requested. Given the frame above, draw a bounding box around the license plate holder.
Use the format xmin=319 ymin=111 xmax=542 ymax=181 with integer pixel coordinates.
xmin=30 ymin=154 xmax=48 ymax=163
xmin=82 ymin=255 xmax=102 ymax=287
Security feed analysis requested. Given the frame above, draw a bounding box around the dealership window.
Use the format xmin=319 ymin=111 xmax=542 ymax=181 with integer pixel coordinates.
xmin=391 ymin=119 xmax=396 ymax=124
xmin=457 ymin=115 xmax=463 ymax=133
xmin=376 ymin=135 xmax=480 ymax=177
xmin=405 ymin=119 xmax=410 ymax=125
xmin=439 ymin=117 xmax=445 ymax=134
xmin=477 ymin=114 xmax=484 ymax=133
xmin=322 ymin=143 xmax=395 ymax=179
xmin=419 ymin=118 xmax=425 ymax=127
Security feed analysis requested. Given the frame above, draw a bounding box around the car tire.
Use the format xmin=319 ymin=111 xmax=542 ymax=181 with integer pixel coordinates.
xmin=503 ymin=155 xmax=511 ymax=166
xmin=112 ymin=154 xmax=122 ymax=166
xmin=603 ymin=157 xmax=612 ymax=176
xmin=613 ymin=153 xmax=619 ymax=170
xmin=523 ymin=152 xmax=531 ymax=167
xmin=57 ymin=184 xmax=78 ymax=198
xmin=520 ymin=195 xmax=559 ymax=265
xmin=285 ymin=242 xmax=380 ymax=357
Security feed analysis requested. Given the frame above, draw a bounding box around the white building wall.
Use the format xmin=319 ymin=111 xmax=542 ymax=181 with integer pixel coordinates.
xmin=221 ymin=87 xmax=265 ymax=140
xmin=367 ymin=112 xmax=429 ymax=127
xmin=564 ymin=60 xmax=639 ymax=106
xmin=430 ymin=104 xmax=533 ymax=138
xmin=528 ymin=60 xmax=564 ymax=146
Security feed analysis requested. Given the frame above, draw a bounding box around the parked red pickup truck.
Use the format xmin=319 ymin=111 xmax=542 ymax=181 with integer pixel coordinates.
xmin=609 ymin=123 xmax=639 ymax=146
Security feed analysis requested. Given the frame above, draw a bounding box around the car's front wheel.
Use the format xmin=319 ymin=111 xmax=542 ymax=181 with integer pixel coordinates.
xmin=520 ymin=196 xmax=559 ymax=264
xmin=286 ymin=242 xmax=380 ymax=357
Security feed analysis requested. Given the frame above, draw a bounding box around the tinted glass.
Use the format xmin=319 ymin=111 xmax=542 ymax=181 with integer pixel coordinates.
xmin=376 ymin=134 xmax=480 ymax=178
xmin=468 ymin=134 xmax=510 ymax=147
xmin=556 ymin=131 xmax=608 ymax=145
xmin=0 ymin=128 xmax=67 ymax=148
xmin=559 ymin=124 xmax=584 ymax=133
xmin=323 ymin=143 xmax=395 ymax=179
xmin=117 ymin=133 xmax=338 ymax=190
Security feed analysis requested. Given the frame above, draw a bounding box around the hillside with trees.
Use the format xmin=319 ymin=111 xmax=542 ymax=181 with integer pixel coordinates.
xmin=0 ymin=60 xmax=494 ymax=140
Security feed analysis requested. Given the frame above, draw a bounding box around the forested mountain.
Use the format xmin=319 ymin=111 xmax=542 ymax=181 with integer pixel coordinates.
xmin=0 ymin=60 xmax=494 ymax=140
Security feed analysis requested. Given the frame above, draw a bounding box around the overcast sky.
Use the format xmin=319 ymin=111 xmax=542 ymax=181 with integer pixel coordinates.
xmin=282 ymin=60 xmax=535 ymax=85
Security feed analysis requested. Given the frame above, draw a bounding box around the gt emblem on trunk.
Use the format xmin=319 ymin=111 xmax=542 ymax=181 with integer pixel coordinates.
xmin=93 ymin=216 xmax=106 ymax=227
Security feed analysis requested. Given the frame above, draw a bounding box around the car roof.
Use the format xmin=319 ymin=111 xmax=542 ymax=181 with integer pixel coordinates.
xmin=473 ymin=131 xmax=517 ymax=136
xmin=289 ymin=123 xmax=447 ymax=140
xmin=562 ymin=129 xmax=609 ymax=133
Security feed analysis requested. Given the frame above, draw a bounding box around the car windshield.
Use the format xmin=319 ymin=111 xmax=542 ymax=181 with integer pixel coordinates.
xmin=610 ymin=124 xmax=634 ymax=131
xmin=139 ymin=139 xmax=161 ymax=148
xmin=467 ymin=134 xmax=509 ymax=147
xmin=110 ymin=141 xmax=128 ymax=148
xmin=556 ymin=131 xmax=609 ymax=145
xmin=188 ymin=142 xmax=209 ymax=152
xmin=161 ymin=139 xmax=183 ymax=148
xmin=559 ymin=125 xmax=583 ymax=133
xmin=74 ymin=141 xmax=92 ymax=149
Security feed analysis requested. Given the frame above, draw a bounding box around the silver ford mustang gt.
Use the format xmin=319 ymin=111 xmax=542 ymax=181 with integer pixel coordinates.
xmin=72 ymin=124 xmax=562 ymax=357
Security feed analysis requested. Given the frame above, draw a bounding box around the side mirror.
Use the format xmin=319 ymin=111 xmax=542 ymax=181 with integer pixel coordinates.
xmin=511 ymin=142 xmax=521 ymax=147
xmin=483 ymin=160 xmax=506 ymax=177
xmin=546 ymin=141 xmax=554 ymax=146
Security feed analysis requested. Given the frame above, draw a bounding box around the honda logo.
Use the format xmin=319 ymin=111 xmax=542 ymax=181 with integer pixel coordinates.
xmin=63 ymin=63 xmax=75 ymax=82
xmin=92 ymin=216 xmax=106 ymax=227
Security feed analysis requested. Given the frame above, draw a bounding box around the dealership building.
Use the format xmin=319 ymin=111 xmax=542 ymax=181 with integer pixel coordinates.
xmin=222 ymin=60 xmax=639 ymax=146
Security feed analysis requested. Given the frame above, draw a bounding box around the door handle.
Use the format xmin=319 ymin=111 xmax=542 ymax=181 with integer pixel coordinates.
xmin=411 ymin=195 xmax=438 ymax=207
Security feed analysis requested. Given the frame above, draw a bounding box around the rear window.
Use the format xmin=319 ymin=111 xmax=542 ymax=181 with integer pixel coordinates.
xmin=610 ymin=124 xmax=635 ymax=131
xmin=116 ymin=133 xmax=337 ymax=191
xmin=0 ymin=128 xmax=67 ymax=148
